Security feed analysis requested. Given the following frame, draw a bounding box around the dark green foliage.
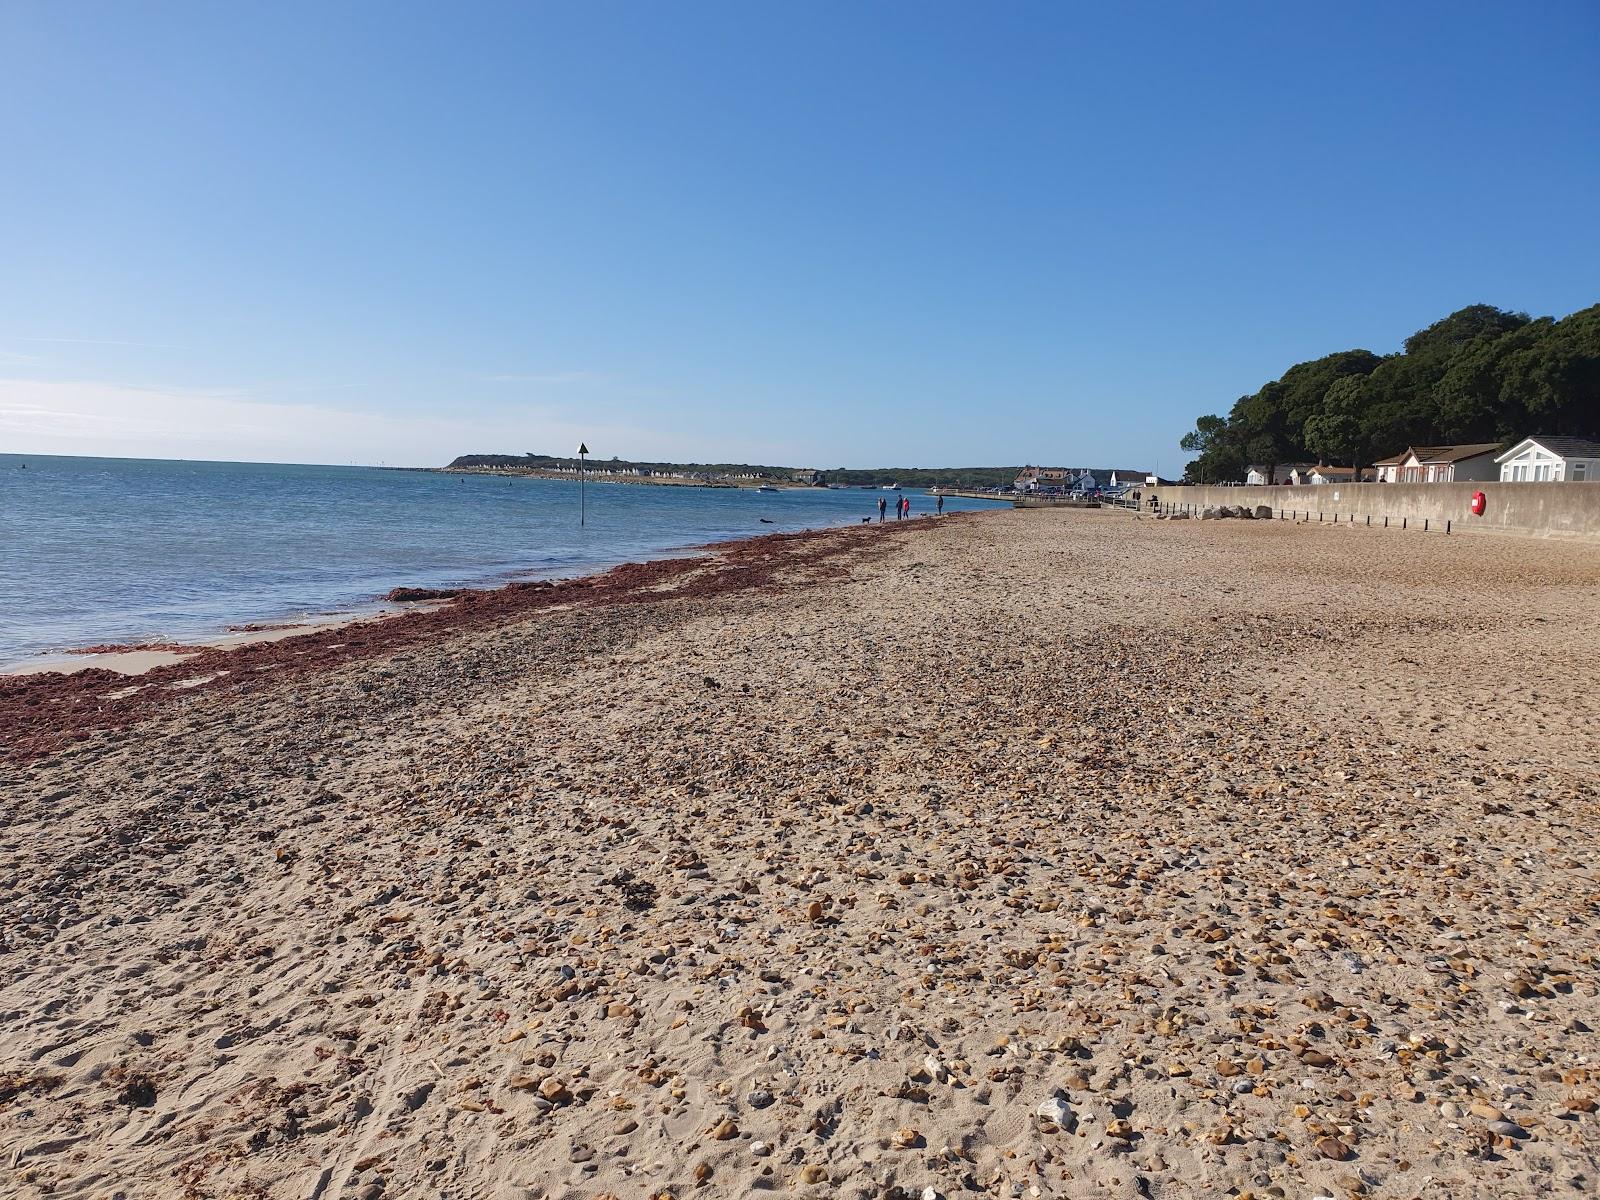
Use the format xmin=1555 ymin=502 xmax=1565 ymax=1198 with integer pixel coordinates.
xmin=1179 ymin=415 xmax=1243 ymax=486
xmin=1180 ymin=303 xmax=1600 ymax=483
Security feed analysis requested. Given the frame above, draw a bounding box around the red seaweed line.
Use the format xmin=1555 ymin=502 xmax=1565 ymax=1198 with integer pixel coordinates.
xmin=0 ymin=517 xmax=960 ymax=763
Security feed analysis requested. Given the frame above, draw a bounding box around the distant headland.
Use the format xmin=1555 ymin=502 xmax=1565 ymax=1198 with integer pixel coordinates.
xmin=444 ymin=453 xmax=1024 ymax=491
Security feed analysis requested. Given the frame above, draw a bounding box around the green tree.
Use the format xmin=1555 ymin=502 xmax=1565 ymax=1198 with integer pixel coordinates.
xmin=1403 ymin=304 xmax=1530 ymax=358
xmin=1303 ymin=374 xmax=1372 ymax=468
xmin=1497 ymin=304 xmax=1600 ymax=436
xmin=1275 ymin=350 xmax=1383 ymax=441
xmin=1175 ymin=301 xmax=1597 ymax=480
xmin=1181 ymin=413 xmax=1245 ymax=483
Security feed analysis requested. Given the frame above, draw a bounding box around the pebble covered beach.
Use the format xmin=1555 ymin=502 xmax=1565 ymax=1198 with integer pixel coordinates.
xmin=2 ymin=507 xmax=1598 ymax=1200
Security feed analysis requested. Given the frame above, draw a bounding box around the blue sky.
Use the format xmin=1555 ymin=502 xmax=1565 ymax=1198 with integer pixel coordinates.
xmin=1 ymin=1 xmax=1596 ymax=469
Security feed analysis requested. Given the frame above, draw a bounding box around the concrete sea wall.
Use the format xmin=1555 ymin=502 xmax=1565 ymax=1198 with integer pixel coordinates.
xmin=1141 ymin=481 xmax=1600 ymax=539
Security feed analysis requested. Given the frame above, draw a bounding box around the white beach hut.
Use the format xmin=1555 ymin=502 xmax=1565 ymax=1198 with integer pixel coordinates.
xmin=1495 ymin=436 xmax=1600 ymax=482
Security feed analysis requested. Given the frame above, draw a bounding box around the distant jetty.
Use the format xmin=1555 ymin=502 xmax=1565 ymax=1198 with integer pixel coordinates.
xmin=929 ymin=487 xmax=1014 ymax=502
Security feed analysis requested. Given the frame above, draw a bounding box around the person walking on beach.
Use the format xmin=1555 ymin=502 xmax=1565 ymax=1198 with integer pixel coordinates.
xmin=901 ymin=495 xmax=910 ymax=519
xmin=877 ymin=495 xmax=888 ymax=522
xmin=936 ymin=493 xmax=944 ymax=516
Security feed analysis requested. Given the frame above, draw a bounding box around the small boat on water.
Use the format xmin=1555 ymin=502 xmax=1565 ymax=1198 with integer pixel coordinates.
xmin=881 ymin=483 xmax=900 ymax=491
xmin=757 ymin=484 xmax=780 ymax=493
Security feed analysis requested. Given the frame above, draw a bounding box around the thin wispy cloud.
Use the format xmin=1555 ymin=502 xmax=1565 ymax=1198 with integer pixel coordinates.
xmin=249 ymin=380 xmax=373 ymax=395
xmin=0 ymin=377 xmax=698 ymax=467
xmin=19 ymin=337 xmax=187 ymax=350
xmin=479 ymin=370 xmax=608 ymax=385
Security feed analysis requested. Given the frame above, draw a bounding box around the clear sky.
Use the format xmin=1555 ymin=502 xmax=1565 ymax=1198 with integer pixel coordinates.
xmin=1 ymin=1 xmax=1596 ymax=469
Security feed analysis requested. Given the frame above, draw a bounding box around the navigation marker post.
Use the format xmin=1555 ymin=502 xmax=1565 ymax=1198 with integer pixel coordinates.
xmin=578 ymin=442 xmax=589 ymax=526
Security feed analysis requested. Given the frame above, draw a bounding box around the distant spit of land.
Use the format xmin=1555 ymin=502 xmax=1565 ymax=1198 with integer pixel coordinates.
xmin=444 ymin=453 xmax=1022 ymax=490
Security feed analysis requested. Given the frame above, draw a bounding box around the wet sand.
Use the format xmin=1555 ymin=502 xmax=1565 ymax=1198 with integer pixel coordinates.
xmin=2 ymin=508 xmax=1598 ymax=1200
xmin=0 ymin=612 xmax=450 ymax=681
xmin=0 ymin=524 xmax=895 ymax=763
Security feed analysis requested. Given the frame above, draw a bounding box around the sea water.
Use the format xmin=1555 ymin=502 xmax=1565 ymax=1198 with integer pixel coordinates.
xmin=0 ymin=454 xmax=1003 ymax=664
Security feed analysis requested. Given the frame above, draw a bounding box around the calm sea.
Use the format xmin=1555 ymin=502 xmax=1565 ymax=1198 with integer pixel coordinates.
xmin=0 ymin=454 xmax=1004 ymax=665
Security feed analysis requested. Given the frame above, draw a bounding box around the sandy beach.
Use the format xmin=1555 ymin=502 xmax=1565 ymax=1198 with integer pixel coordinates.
xmin=3 ymin=508 xmax=1598 ymax=1200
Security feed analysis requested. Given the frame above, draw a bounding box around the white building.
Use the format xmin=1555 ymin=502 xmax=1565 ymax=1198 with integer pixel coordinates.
xmin=1245 ymin=463 xmax=1317 ymax=485
xmin=1495 ymin=436 xmax=1600 ymax=483
xmin=1242 ymin=462 xmax=1354 ymax=485
xmin=1370 ymin=452 xmax=1405 ymax=484
xmin=1288 ymin=464 xmax=1359 ymax=486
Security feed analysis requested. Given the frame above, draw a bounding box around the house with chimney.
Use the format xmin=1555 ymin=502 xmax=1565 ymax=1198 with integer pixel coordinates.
xmin=1013 ymin=466 xmax=1070 ymax=491
xmin=1015 ymin=466 xmax=1145 ymax=492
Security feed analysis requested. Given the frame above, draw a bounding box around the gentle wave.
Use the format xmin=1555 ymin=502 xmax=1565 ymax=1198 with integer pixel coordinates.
xmin=0 ymin=455 xmax=1002 ymax=663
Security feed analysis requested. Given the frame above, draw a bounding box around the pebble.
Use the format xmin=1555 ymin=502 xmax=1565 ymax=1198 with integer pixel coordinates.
xmin=11 ymin=511 xmax=1600 ymax=1200
xmin=1035 ymin=1094 xmax=1073 ymax=1129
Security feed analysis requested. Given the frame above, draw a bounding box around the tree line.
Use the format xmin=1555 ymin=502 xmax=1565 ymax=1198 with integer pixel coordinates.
xmin=1180 ymin=303 xmax=1600 ymax=483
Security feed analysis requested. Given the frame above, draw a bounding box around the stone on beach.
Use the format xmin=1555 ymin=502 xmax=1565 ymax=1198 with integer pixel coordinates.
xmin=3 ymin=508 xmax=1598 ymax=1200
